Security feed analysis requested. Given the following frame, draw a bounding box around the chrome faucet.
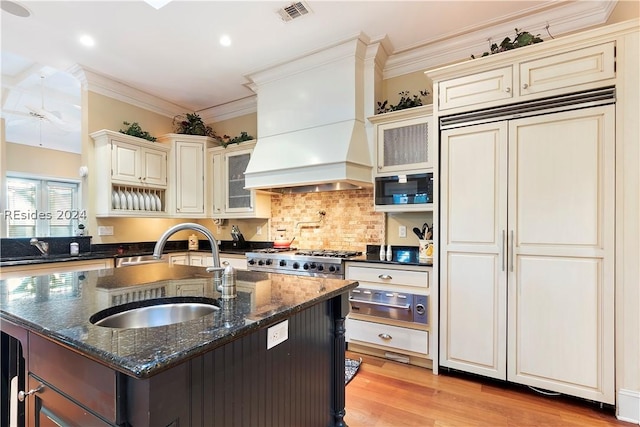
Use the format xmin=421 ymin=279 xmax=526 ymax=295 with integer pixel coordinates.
xmin=30 ymin=238 xmax=49 ymax=256
xmin=153 ymin=223 xmax=221 ymax=269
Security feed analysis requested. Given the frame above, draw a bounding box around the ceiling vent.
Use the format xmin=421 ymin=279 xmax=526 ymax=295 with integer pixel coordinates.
xmin=277 ymin=1 xmax=312 ymax=22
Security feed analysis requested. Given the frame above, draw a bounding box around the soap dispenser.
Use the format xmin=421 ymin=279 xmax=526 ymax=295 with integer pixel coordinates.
xmin=221 ymin=264 xmax=237 ymax=300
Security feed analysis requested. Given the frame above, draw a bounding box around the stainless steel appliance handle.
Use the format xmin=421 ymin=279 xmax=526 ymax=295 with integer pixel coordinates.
xmin=510 ymin=230 xmax=514 ymax=272
xmin=501 ymin=230 xmax=506 ymax=272
xmin=349 ymin=298 xmax=410 ymax=310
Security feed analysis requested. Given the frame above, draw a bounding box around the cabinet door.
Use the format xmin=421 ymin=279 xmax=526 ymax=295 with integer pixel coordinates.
xmin=440 ymin=122 xmax=508 ymax=379
xmin=376 ymin=115 xmax=432 ymax=173
xmin=189 ymin=253 xmax=205 ymax=266
xmin=224 ymin=149 xmax=253 ymax=213
xmin=29 ymin=376 xmax=111 ymax=427
xmin=506 ymin=106 xmax=615 ymax=404
xmin=175 ymin=141 xmax=205 ymax=214
xmin=519 ymin=43 xmax=615 ymax=97
xmin=210 ymin=152 xmax=225 ymax=216
xmin=141 ymin=147 xmax=168 ymax=187
xmin=438 ymin=67 xmax=513 ymax=111
xmin=111 ymin=140 xmax=140 ymax=184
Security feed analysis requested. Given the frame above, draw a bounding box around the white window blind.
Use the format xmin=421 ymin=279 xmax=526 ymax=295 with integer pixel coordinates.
xmin=6 ymin=177 xmax=79 ymax=237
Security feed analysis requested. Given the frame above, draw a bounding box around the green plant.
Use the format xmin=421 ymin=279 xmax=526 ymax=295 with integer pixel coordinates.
xmin=218 ymin=131 xmax=254 ymax=148
xmin=471 ymin=28 xmax=543 ymax=59
xmin=376 ymin=90 xmax=430 ymax=114
xmin=173 ymin=113 xmax=216 ymax=137
xmin=119 ymin=121 xmax=156 ymax=142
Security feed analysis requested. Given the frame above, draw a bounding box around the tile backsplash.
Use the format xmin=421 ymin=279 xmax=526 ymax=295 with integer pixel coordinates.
xmin=270 ymin=188 xmax=384 ymax=252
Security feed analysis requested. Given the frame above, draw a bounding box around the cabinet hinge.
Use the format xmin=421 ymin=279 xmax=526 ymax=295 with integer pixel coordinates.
xmin=613 ymin=45 xmax=617 ymax=73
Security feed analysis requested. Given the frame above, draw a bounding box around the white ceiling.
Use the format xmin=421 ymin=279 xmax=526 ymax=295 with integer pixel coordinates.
xmin=1 ymin=0 xmax=616 ymax=153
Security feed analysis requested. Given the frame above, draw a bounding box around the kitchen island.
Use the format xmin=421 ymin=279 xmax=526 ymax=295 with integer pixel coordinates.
xmin=0 ymin=264 xmax=357 ymax=426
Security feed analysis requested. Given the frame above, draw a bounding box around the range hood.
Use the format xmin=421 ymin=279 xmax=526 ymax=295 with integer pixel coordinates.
xmin=244 ymin=35 xmax=375 ymax=193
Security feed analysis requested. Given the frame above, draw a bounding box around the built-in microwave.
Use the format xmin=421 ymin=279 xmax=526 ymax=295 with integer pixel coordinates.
xmin=374 ymin=172 xmax=433 ymax=208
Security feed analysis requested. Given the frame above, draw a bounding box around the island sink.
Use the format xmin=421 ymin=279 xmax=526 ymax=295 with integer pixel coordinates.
xmin=90 ymin=297 xmax=219 ymax=328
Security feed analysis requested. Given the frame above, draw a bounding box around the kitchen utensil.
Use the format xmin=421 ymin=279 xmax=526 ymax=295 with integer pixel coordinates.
xmin=413 ymin=227 xmax=424 ymax=240
xmin=119 ymin=190 xmax=126 ymax=210
xmin=112 ymin=190 xmax=120 ymax=209
xmin=421 ymin=223 xmax=428 ymax=238
xmin=274 ymin=235 xmax=295 ymax=249
xmin=132 ymin=191 xmax=139 ymax=210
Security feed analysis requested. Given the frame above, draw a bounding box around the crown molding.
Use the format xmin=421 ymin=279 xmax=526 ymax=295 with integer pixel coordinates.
xmin=65 ymin=0 xmax=616 ymax=123
xmin=198 ymin=96 xmax=257 ymax=123
xmin=69 ymin=65 xmax=187 ymax=118
xmin=383 ymin=0 xmax=615 ymax=79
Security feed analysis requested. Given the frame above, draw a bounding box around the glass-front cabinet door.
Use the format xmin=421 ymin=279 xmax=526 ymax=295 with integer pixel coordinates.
xmin=225 ymin=148 xmax=252 ymax=213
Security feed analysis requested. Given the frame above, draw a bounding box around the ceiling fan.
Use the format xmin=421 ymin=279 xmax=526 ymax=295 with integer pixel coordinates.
xmin=22 ymin=75 xmax=77 ymax=133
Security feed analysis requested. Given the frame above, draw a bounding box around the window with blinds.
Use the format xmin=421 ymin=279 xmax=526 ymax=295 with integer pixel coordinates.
xmin=5 ymin=177 xmax=79 ymax=237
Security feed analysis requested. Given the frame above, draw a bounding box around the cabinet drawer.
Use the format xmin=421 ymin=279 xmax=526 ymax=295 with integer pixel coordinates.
xmin=439 ymin=66 xmax=513 ymax=111
xmin=519 ymin=43 xmax=615 ymax=97
xmin=346 ymin=265 xmax=428 ymax=289
xmin=346 ymin=318 xmax=428 ymax=355
xmin=29 ymin=333 xmax=117 ymax=422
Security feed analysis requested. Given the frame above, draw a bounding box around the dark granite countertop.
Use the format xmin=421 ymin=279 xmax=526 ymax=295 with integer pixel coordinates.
xmin=0 ymin=264 xmax=358 ymax=379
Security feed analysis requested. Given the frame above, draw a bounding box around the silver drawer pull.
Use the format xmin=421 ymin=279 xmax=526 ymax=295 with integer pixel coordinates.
xmin=378 ymin=274 xmax=392 ymax=280
xmin=378 ymin=333 xmax=392 ymax=340
xmin=18 ymin=384 xmax=44 ymax=402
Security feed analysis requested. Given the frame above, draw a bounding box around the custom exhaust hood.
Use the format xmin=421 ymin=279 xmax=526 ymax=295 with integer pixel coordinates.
xmin=244 ymin=35 xmax=375 ymax=194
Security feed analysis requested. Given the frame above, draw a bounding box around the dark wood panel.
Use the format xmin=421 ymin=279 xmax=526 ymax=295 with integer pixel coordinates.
xmin=28 ymin=333 xmax=116 ymax=422
xmin=189 ymin=299 xmax=342 ymax=426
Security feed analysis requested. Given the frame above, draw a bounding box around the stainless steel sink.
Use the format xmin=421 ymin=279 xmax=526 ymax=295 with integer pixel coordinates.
xmin=90 ymin=297 xmax=219 ymax=329
xmin=115 ymin=254 xmax=168 ymax=267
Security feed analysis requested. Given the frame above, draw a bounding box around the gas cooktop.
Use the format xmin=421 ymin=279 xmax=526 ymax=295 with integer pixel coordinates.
xmin=245 ymin=248 xmax=363 ymax=278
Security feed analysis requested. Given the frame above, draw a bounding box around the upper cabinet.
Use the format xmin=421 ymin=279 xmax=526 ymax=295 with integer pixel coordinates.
xmin=368 ymin=105 xmax=434 ymax=175
xmin=91 ymin=129 xmax=170 ymax=217
xmin=157 ymin=134 xmax=216 ymax=218
xmin=437 ymin=42 xmax=615 ymax=113
xmin=207 ymin=141 xmax=271 ymax=219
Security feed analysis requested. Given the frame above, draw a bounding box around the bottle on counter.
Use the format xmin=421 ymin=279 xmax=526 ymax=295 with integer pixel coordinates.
xmin=70 ymin=242 xmax=79 ymax=256
xmin=386 ymin=245 xmax=393 ymax=261
xmin=379 ymin=245 xmax=386 ymax=261
xmin=221 ymin=264 xmax=237 ymax=300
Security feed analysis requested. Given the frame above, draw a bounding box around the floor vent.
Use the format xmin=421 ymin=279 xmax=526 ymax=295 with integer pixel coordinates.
xmin=277 ymin=1 xmax=311 ymax=22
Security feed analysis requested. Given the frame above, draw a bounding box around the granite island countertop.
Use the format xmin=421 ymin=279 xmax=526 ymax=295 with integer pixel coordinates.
xmin=0 ymin=264 xmax=358 ymax=379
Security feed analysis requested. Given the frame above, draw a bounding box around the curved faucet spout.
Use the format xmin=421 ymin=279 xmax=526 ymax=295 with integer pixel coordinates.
xmin=153 ymin=223 xmax=220 ymax=268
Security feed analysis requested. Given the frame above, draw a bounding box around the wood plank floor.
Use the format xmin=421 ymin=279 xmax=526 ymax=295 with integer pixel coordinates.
xmin=344 ymin=351 xmax=633 ymax=427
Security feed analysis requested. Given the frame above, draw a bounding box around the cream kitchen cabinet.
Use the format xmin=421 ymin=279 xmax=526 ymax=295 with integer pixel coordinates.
xmin=438 ymin=105 xmax=615 ymax=404
xmin=437 ymin=42 xmax=615 ymax=114
xmin=207 ymin=141 xmax=271 ymax=219
xmin=344 ymin=262 xmax=433 ymax=369
xmin=368 ymin=104 xmax=434 ymax=174
xmin=91 ymin=129 xmax=170 ymax=217
xmin=158 ymin=134 xmax=217 ymax=217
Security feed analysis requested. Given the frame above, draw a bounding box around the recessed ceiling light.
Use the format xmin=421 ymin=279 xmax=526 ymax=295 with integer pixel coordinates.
xmin=79 ymin=34 xmax=95 ymax=47
xmin=0 ymin=0 xmax=31 ymax=18
xmin=219 ymin=35 xmax=232 ymax=47
xmin=144 ymin=0 xmax=172 ymax=10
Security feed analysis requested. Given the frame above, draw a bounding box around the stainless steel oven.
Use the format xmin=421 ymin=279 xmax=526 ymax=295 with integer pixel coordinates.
xmin=348 ymin=287 xmax=428 ymax=325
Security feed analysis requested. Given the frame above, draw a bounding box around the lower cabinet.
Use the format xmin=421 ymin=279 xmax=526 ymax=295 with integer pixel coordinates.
xmin=169 ymin=252 xmax=247 ymax=270
xmin=344 ymin=262 xmax=432 ymax=369
xmin=30 ymin=375 xmax=111 ymax=427
xmin=346 ymin=318 xmax=428 ymax=355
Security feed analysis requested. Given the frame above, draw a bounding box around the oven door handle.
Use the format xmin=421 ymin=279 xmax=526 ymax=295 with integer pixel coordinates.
xmin=349 ymin=298 xmax=411 ymax=310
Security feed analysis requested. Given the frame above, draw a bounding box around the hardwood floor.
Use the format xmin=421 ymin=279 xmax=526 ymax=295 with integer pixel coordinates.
xmin=344 ymin=351 xmax=633 ymax=427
